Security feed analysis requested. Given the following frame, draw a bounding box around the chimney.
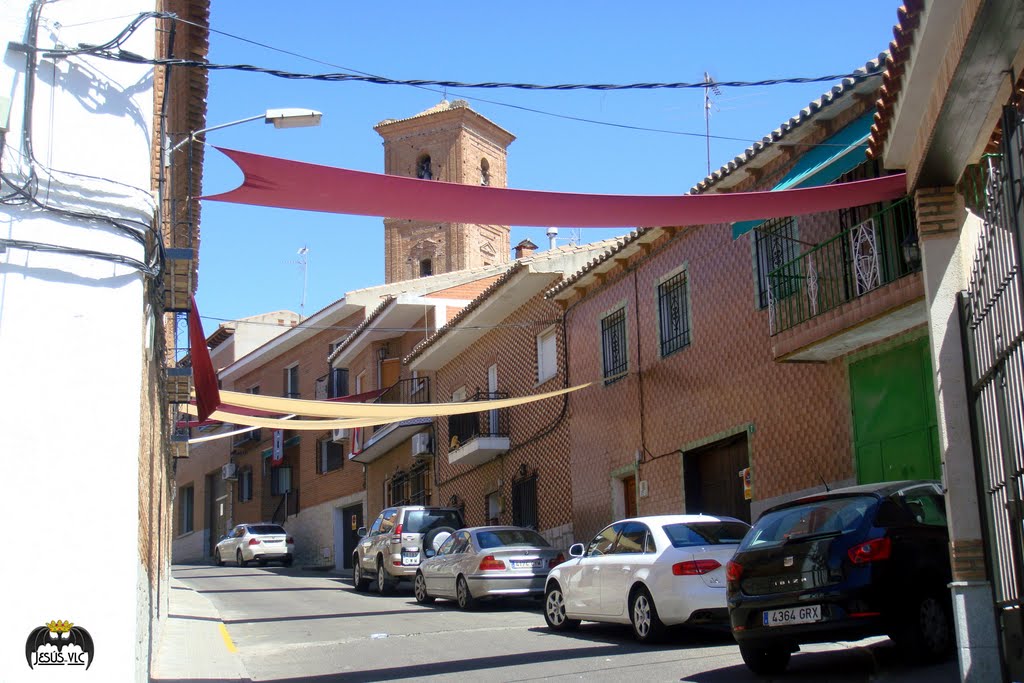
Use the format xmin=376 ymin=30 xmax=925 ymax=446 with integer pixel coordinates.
xmin=514 ymin=239 xmax=538 ymax=259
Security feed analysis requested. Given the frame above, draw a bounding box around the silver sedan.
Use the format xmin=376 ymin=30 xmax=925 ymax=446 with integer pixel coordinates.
xmin=414 ymin=526 xmax=565 ymax=610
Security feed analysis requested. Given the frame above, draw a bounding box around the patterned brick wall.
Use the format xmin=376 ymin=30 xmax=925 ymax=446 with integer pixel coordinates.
xmin=432 ymin=291 xmax=575 ymax=538
xmin=564 ymin=225 xmax=855 ymax=540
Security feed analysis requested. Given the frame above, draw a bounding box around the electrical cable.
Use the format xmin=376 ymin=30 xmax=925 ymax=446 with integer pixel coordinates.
xmin=0 ymin=237 xmax=158 ymax=276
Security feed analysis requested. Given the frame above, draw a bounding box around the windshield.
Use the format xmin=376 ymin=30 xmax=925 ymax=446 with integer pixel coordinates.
xmin=403 ymin=509 xmax=464 ymax=534
xmin=247 ymin=525 xmax=287 ymax=535
xmin=663 ymin=521 xmax=750 ymax=548
xmin=739 ymin=495 xmax=876 ymax=550
xmin=475 ymin=529 xmax=550 ymax=549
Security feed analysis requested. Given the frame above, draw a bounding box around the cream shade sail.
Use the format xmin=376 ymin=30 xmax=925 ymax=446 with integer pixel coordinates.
xmin=212 ymin=383 xmax=590 ymax=418
xmin=181 ymin=405 xmax=412 ymax=431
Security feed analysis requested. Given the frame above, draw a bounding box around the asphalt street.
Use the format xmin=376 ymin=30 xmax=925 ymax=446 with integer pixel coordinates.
xmin=168 ymin=564 xmax=960 ymax=682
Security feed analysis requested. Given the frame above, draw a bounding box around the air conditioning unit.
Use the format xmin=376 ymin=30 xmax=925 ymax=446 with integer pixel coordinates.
xmin=411 ymin=432 xmax=432 ymax=458
xmin=222 ymin=463 xmax=237 ymax=480
xmin=331 ymin=427 xmax=349 ymax=443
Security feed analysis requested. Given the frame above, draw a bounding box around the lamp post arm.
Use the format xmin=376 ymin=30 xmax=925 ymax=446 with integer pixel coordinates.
xmin=166 ymin=114 xmax=265 ymax=155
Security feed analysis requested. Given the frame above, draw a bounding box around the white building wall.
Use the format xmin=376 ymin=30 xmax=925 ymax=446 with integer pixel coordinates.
xmin=0 ymin=2 xmax=157 ymax=681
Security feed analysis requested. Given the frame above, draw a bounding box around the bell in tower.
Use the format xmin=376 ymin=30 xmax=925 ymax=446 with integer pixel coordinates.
xmin=374 ymin=100 xmax=516 ymax=283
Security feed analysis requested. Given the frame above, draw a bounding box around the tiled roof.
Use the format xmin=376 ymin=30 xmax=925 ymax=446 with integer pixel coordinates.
xmin=543 ymin=230 xmax=643 ymax=299
xmin=689 ymin=54 xmax=887 ymax=195
xmin=405 ymin=237 xmax=627 ymax=362
xmin=867 ymin=2 xmax=924 ymax=160
xmin=327 ymin=295 xmax=395 ymax=364
xmin=376 ymin=99 xmax=470 ymax=128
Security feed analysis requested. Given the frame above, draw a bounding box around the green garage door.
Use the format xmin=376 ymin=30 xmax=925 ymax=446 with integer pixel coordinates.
xmin=850 ymin=337 xmax=941 ymax=484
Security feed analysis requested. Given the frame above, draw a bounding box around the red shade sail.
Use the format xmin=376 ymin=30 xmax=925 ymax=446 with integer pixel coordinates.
xmin=188 ymin=296 xmax=221 ymax=422
xmin=203 ymin=147 xmax=907 ymax=228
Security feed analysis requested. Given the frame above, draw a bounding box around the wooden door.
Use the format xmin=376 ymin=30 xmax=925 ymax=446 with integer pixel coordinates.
xmin=381 ymin=358 xmax=400 ymax=391
xmin=684 ymin=434 xmax=750 ymax=523
xmin=623 ymin=475 xmax=637 ymax=518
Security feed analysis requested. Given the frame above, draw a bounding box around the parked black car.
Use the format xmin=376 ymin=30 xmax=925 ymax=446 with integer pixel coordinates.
xmin=726 ymin=480 xmax=953 ymax=675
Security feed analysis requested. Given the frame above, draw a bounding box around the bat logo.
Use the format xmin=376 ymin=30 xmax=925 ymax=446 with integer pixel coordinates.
xmin=25 ymin=620 xmax=94 ymax=669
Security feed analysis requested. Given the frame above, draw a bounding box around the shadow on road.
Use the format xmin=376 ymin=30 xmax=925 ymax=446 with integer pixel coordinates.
xmin=683 ymin=640 xmax=958 ymax=683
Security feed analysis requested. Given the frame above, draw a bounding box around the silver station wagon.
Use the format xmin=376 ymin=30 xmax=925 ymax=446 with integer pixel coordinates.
xmin=414 ymin=526 xmax=565 ymax=609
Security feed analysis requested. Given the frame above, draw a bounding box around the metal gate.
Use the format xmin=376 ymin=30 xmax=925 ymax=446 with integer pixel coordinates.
xmin=959 ymin=102 xmax=1024 ymax=677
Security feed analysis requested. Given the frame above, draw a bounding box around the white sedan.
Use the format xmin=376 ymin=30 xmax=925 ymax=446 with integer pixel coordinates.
xmin=543 ymin=514 xmax=750 ymax=642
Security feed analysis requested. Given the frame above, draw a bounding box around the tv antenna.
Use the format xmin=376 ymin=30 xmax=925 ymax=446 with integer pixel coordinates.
xmin=703 ymin=72 xmax=722 ymax=176
xmin=295 ymin=246 xmax=309 ymax=319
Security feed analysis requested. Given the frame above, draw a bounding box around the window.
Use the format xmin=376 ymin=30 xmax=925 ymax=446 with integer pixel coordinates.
xmin=657 ymin=269 xmax=691 ymax=357
xmin=450 ymin=531 xmax=473 ymax=555
xmin=284 ymin=365 xmax=299 ymax=398
xmin=614 ymin=522 xmax=650 ymax=554
xmin=379 ymin=509 xmax=397 ymax=534
xmin=420 ymin=259 xmax=433 ymax=277
xmin=237 ymin=468 xmax=253 ymax=502
xmin=512 ymin=475 xmax=538 ymax=529
xmin=317 ymin=439 xmax=344 ymax=474
xmin=270 ymin=466 xmax=292 ymax=496
xmin=600 ymin=308 xmax=628 ymax=382
xmin=368 ymin=512 xmax=385 ymax=536
xmin=899 ymin=486 xmax=948 ymax=527
xmin=536 ymin=326 xmax=558 ymax=383
xmin=587 ymin=523 xmax=624 ymax=557
xmin=416 ymin=154 xmax=432 ymax=180
xmin=480 ymin=158 xmax=491 ymax=186
xmin=329 ymin=368 xmax=348 ymax=399
xmin=662 ymin=521 xmax=750 ymax=547
xmin=178 ymin=485 xmax=194 ymax=534
xmin=754 ymin=216 xmax=799 ymax=309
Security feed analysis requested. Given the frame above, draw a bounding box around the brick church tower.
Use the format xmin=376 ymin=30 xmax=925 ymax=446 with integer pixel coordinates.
xmin=375 ymin=100 xmax=516 ymax=283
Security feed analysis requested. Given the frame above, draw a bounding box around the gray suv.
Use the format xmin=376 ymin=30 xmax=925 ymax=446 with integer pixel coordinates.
xmin=353 ymin=506 xmax=465 ymax=593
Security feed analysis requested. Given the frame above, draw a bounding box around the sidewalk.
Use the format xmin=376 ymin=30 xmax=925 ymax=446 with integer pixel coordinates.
xmin=149 ymin=577 xmax=249 ymax=682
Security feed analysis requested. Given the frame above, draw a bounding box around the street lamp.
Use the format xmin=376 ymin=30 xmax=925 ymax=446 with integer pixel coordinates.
xmin=167 ymin=107 xmax=323 ymax=154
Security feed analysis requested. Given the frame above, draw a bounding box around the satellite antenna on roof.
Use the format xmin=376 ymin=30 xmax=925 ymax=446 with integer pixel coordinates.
xmin=703 ymin=72 xmax=722 ymax=176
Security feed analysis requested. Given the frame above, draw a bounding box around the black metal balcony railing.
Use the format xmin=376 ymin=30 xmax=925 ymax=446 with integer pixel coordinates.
xmin=766 ymin=197 xmax=920 ymax=335
xmin=447 ymin=391 xmax=510 ymax=448
xmin=232 ymin=428 xmax=261 ymax=447
xmin=371 ymin=378 xmax=431 ymax=433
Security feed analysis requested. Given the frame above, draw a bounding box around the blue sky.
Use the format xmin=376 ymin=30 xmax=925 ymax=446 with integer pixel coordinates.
xmin=195 ymin=1 xmax=902 ymax=325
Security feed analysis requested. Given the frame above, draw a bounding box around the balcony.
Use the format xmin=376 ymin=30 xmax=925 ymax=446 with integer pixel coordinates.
xmin=447 ymin=391 xmax=510 ymax=468
xmin=767 ymin=198 xmax=927 ymax=361
xmin=350 ymin=378 xmax=432 ymax=464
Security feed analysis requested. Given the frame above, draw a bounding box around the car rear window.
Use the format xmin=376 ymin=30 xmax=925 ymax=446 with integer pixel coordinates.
xmin=402 ymin=509 xmax=464 ymax=534
xmin=475 ymin=529 xmax=550 ymax=549
xmin=247 ymin=525 xmax=287 ymax=535
xmin=739 ymin=495 xmax=876 ymax=550
xmin=663 ymin=521 xmax=750 ymax=547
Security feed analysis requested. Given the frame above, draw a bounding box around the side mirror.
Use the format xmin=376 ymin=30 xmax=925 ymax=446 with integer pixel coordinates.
xmin=425 ymin=549 xmax=436 ymax=558
xmin=569 ymin=543 xmax=585 ymax=558
xmin=356 ymin=526 xmax=367 ymax=538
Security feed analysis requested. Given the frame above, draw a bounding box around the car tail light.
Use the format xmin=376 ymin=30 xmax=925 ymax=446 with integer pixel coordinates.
xmin=248 ymin=538 xmax=261 ymax=546
xmin=478 ymin=555 xmax=506 ymax=571
xmin=394 ymin=523 xmax=403 ymax=536
xmin=287 ymin=537 xmax=294 ymax=544
xmin=549 ymin=553 xmax=565 ymax=569
xmin=672 ymin=559 xmax=721 ymax=576
xmin=848 ymin=537 xmax=891 ymax=565
xmin=725 ymin=560 xmax=743 ymax=582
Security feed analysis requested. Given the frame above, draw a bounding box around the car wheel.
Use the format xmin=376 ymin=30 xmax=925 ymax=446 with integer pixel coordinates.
xmin=236 ymin=549 xmax=247 ymax=568
xmin=352 ymin=557 xmax=370 ymax=592
xmin=456 ymin=575 xmax=476 ymax=610
xmin=376 ymin=559 xmax=392 ymax=595
xmin=282 ymin=556 xmax=293 ymax=567
xmin=629 ymin=587 xmax=666 ymax=643
xmin=893 ymin=591 xmax=954 ymax=662
xmin=214 ymin=549 xmax=224 ymax=567
xmin=543 ymin=582 xmax=580 ymax=631
xmin=414 ymin=572 xmax=435 ymax=604
xmin=739 ymin=643 xmax=792 ymax=675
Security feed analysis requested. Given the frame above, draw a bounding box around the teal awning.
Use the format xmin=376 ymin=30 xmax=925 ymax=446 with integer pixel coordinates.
xmin=732 ymin=111 xmax=874 ymax=239
xmin=261 ymin=435 xmax=300 ymax=457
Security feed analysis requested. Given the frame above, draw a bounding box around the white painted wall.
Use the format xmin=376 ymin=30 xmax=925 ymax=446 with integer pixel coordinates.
xmin=0 ymin=2 xmax=157 ymax=681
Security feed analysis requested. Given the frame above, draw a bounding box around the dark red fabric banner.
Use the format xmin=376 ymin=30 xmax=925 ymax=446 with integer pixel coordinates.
xmin=188 ymin=296 xmax=221 ymax=422
xmin=203 ymin=147 xmax=907 ymax=228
